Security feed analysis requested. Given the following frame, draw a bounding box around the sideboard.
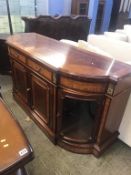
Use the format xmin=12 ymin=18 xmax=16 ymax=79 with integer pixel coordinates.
xmin=7 ymin=33 xmax=131 ymax=157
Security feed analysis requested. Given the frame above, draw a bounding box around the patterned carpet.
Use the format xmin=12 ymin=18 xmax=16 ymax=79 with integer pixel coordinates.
xmin=1 ymin=74 xmax=131 ymax=175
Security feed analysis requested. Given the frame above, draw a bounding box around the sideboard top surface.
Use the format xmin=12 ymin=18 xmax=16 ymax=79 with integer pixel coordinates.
xmin=7 ymin=33 xmax=131 ymax=81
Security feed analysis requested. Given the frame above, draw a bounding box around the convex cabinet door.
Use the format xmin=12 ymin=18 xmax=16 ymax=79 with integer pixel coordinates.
xmin=31 ymin=75 xmax=52 ymax=125
xmin=12 ymin=62 xmax=29 ymax=104
xmin=57 ymin=90 xmax=104 ymax=144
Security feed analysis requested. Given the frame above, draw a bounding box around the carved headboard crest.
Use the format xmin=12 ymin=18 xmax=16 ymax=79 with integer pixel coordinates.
xmin=22 ymin=15 xmax=91 ymax=41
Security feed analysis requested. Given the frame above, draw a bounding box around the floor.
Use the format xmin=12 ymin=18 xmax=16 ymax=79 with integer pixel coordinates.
xmin=1 ymin=74 xmax=131 ymax=175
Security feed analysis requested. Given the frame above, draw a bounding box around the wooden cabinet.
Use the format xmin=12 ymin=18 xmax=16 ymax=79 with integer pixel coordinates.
xmin=31 ymin=74 xmax=55 ymax=132
xmin=12 ymin=62 xmax=28 ymax=104
xmin=7 ymin=33 xmax=131 ymax=157
xmin=71 ymin=0 xmax=105 ymax=33
xmin=71 ymin=0 xmax=89 ymax=15
xmin=9 ymin=46 xmax=56 ymax=142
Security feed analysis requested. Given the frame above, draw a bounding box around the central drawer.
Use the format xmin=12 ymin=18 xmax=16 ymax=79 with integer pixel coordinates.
xmin=59 ymin=76 xmax=107 ymax=93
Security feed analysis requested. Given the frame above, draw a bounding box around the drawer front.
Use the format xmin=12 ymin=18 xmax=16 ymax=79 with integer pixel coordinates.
xmin=27 ymin=59 xmax=52 ymax=82
xmin=60 ymin=76 xmax=107 ymax=93
xmin=27 ymin=59 xmax=41 ymax=72
xmin=8 ymin=47 xmax=54 ymax=83
xmin=8 ymin=47 xmax=26 ymax=63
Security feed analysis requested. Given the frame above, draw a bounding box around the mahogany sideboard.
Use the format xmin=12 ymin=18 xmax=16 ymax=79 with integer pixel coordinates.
xmin=7 ymin=33 xmax=131 ymax=157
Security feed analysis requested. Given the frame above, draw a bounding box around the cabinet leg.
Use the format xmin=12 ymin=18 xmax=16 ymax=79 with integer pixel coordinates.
xmin=12 ymin=167 xmax=29 ymax=175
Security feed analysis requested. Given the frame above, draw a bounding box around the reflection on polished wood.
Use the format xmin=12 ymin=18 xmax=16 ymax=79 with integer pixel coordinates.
xmin=7 ymin=33 xmax=131 ymax=157
xmin=0 ymin=98 xmax=33 ymax=175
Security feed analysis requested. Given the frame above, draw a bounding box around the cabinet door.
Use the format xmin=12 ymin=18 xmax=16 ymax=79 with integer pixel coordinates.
xmin=57 ymin=90 xmax=104 ymax=144
xmin=12 ymin=61 xmax=28 ymax=104
xmin=71 ymin=0 xmax=89 ymax=15
xmin=31 ymin=75 xmax=50 ymax=125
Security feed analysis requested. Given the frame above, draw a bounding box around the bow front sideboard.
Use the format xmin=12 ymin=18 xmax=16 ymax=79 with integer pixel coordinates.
xmin=7 ymin=33 xmax=131 ymax=157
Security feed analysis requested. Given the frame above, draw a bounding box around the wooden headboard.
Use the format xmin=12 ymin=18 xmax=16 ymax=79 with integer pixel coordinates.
xmin=22 ymin=15 xmax=91 ymax=41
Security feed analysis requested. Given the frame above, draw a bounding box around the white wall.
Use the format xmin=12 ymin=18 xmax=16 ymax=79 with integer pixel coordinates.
xmin=37 ymin=0 xmax=49 ymax=15
xmin=63 ymin=0 xmax=72 ymax=15
xmin=20 ymin=0 xmax=35 ymax=16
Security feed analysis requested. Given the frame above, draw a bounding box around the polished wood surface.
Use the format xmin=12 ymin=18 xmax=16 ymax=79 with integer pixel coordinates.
xmin=71 ymin=0 xmax=89 ymax=15
xmin=0 ymin=98 xmax=33 ymax=174
xmin=7 ymin=33 xmax=131 ymax=81
xmin=7 ymin=33 xmax=131 ymax=157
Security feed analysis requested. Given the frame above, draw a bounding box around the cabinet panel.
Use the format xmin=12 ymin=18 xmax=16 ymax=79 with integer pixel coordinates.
xmin=57 ymin=89 xmax=104 ymax=152
xmin=31 ymin=75 xmax=50 ymax=124
xmin=12 ymin=61 xmax=28 ymax=104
